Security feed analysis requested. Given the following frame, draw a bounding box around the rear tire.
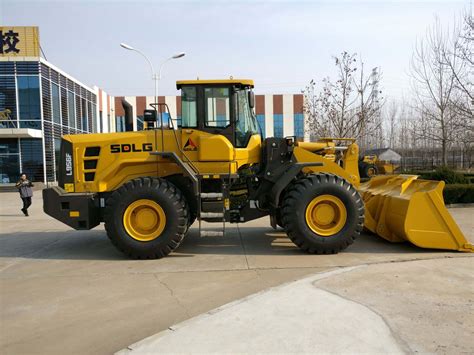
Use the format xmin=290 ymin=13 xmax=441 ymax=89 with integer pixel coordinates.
xmin=359 ymin=162 xmax=378 ymax=178
xmin=104 ymin=177 xmax=189 ymax=259
xmin=281 ymin=174 xmax=364 ymax=254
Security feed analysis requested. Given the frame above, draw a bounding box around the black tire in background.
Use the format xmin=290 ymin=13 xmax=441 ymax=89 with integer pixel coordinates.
xmin=359 ymin=162 xmax=378 ymax=178
xmin=281 ymin=173 xmax=364 ymax=254
xmin=104 ymin=177 xmax=189 ymax=259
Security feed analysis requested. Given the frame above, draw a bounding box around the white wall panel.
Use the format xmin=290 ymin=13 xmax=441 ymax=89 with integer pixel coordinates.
xmin=283 ymin=94 xmax=294 ymax=137
xmin=264 ymin=95 xmax=274 ymax=138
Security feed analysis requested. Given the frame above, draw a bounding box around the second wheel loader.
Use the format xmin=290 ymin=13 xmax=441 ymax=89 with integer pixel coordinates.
xmin=43 ymin=79 xmax=473 ymax=258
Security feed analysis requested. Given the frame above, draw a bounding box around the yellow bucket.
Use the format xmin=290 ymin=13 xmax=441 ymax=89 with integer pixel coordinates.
xmin=359 ymin=175 xmax=473 ymax=252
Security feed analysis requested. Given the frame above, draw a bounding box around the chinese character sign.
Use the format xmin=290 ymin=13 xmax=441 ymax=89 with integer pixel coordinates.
xmin=0 ymin=27 xmax=40 ymax=57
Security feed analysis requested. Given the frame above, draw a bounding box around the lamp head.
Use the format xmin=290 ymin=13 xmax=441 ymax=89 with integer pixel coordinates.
xmin=172 ymin=52 xmax=186 ymax=59
xmin=120 ymin=43 xmax=134 ymax=50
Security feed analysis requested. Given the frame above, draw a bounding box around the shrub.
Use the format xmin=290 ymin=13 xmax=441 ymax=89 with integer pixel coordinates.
xmin=419 ymin=166 xmax=468 ymax=184
xmin=443 ymin=184 xmax=474 ymax=204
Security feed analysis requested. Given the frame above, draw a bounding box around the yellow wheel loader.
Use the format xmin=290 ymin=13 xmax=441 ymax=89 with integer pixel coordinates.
xmin=359 ymin=155 xmax=399 ymax=178
xmin=43 ymin=79 xmax=473 ymax=258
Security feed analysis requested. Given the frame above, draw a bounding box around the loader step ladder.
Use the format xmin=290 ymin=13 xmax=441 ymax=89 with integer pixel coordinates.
xmin=198 ymin=175 xmax=231 ymax=238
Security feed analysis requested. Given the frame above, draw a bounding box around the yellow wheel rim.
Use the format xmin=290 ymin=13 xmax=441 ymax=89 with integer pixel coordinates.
xmin=367 ymin=167 xmax=376 ymax=177
xmin=305 ymin=195 xmax=347 ymax=236
xmin=123 ymin=199 xmax=166 ymax=242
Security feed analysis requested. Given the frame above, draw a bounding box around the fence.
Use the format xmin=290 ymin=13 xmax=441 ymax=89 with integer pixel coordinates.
xmin=399 ymin=149 xmax=473 ymax=172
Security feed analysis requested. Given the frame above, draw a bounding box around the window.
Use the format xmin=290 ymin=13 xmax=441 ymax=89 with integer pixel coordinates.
xmin=75 ymin=95 xmax=81 ymax=131
xmin=235 ymin=90 xmax=259 ymax=147
xmin=81 ymin=98 xmax=88 ymax=131
xmin=181 ymin=86 xmax=197 ymax=127
xmin=20 ymin=138 xmax=43 ymax=182
xmin=0 ymin=154 xmax=19 ymax=183
xmin=68 ymin=91 xmax=76 ymax=128
xmin=16 ymin=62 xmax=39 ymax=75
xmin=60 ymin=87 xmax=68 ymax=127
xmin=41 ymin=77 xmax=51 ymax=122
xmin=204 ymin=87 xmax=230 ymax=128
xmin=51 ymin=83 xmax=61 ymax=124
xmin=88 ymin=102 xmax=95 ymax=133
xmin=137 ymin=115 xmax=144 ymax=131
xmin=0 ymin=138 xmax=20 ymax=183
xmin=99 ymin=111 xmax=103 ymax=133
xmin=54 ymin=138 xmax=61 ymax=181
xmin=294 ymin=113 xmax=304 ymax=138
xmin=0 ymin=75 xmax=17 ymax=128
xmin=18 ymin=75 xmax=41 ymax=129
xmin=274 ymin=114 xmax=283 ymax=138
xmin=116 ymin=116 xmax=126 ymax=132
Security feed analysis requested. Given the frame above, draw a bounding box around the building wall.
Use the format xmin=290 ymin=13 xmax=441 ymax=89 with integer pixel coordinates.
xmin=96 ymin=87 xmax=113 ymax=134
xmin=0 ymin=59 xmax=112 ymax=183
xmin=115 ymin=93 xmax=306 ymax=139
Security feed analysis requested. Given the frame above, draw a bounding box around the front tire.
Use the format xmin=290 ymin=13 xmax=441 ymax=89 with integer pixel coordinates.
xmin=104 ymin=177 xmax=189 ymax=259
xmin=281 ymin=174 xmax=364 ymax=254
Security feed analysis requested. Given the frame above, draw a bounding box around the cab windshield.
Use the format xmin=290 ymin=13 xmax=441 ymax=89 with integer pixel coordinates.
xmin=235 ymin=89 xmax=259 ymax=148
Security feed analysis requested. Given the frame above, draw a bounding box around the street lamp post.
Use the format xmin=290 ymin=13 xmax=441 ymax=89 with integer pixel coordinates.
xmin=120 ymin=43 xmax=185 ymax=125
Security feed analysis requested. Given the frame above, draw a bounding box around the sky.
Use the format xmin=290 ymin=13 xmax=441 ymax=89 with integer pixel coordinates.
xmin=0 ymin=0 xmax=470 ymax=101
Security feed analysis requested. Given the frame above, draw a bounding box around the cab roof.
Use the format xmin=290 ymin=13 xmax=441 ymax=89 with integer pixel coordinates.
xmin=176 ymin=79 xmax=254 ymax=89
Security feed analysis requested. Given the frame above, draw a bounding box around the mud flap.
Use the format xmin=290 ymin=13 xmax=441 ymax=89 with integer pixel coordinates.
xmin=358 ymin=175 xmax=473 ymax=252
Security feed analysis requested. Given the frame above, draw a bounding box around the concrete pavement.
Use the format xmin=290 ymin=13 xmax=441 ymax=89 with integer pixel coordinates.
xmin=0 ymin=192 xmax=473 ymax=354
xmin=119 ymin=257 xmax=473 ymax=354
xmin=118 ymin=267 xmax=406 ymax=354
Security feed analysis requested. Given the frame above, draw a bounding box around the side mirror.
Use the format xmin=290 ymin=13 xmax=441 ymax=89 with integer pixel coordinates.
xmin=248 ymin=90 xmax=255 ymax=109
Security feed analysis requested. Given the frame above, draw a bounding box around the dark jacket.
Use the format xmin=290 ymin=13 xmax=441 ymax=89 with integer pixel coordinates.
xmin=16 ymin=180 xmax=34 ymax=198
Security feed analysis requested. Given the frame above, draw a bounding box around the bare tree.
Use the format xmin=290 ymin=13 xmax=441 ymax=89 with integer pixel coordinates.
xmin=447 ymin=9 xmax=473 ymax=110
xmin=444 ymin=9 xmax=474 ymax=165
xmin=354 ymin=59 xmax=384 ymax=148
xmin=410 ymin=17 xmax=464 ymax=165
xmin=384 ymin=100 xmax=398 ymax=148
xmin=303 ymin=52 xmax=383 ymax=148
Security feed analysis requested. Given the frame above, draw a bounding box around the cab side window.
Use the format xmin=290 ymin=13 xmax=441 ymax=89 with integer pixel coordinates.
xmin=235 ymin=89 xmax=259 ymax=147
xmin=181 ymin=86 xmax=197 ymax=127
xmin=204 ymin=87 xmax=230 ymax=128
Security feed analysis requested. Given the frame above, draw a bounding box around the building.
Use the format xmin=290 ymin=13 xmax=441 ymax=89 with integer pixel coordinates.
xmin=114 ymin=93 xmax=306 ymax=139
xmin=0 ymin=26 xmax=307 ymax=185
xmin=0 ymin=26 xmax=114 ymax=184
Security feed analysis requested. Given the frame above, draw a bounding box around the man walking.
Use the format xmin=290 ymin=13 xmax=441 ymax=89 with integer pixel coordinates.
xmin=15 ymin=173 xmax=34 ymax=216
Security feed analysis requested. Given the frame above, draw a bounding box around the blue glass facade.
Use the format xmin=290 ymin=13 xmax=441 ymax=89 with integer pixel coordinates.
xmin=273 ymin=114 xmax=283 ymax=138
xmin=20 ymin=138 xmax=44 ymax=182
xmin=294 ymin=113 xmax=304 ymax=138
xmin=0 ymin=64 xmax=18 ymax=128
xmin=18 ymin=75 xmax=41 ymax=129
xmin=0 ymin=60 xmax=99 ymax=183
xmin=51 ymin=83 xmax=61 ymax=125
xmin=116 ymin=116 xmax=126 ymax=132
xmin=0 ymin=138 xmax=19 ymax=183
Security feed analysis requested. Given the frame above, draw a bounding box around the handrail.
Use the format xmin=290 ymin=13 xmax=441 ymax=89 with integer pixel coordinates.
xmin=151 ymin=102 xmax=200 ymax=176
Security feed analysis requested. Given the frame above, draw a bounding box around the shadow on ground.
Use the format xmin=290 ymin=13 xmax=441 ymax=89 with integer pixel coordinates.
xmin=0 ymin=225 xmax=439 ymax=261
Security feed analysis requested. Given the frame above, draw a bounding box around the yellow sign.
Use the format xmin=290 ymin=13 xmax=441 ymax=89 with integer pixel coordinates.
xmin=0 ymin=26 xmax=40 ymax=57
xmin=0 ymin=109 xmax=12 ymax=121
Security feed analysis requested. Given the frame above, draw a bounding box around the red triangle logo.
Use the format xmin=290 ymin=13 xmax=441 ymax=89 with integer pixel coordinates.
xmin=184 ymin=138 xmax=197 ymax=151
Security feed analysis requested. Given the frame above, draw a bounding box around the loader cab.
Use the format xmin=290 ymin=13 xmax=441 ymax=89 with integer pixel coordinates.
xmin=176 ymin=79 xmax=260 ymax=148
